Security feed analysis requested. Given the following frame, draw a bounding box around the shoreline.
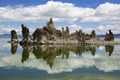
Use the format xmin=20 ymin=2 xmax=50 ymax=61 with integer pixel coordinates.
xmin=9 ymin=38 xmax=120 ymax=46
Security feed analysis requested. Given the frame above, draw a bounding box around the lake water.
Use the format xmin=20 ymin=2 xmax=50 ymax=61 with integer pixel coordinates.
xmin=0 ymin=38 xmax=120 ymax=80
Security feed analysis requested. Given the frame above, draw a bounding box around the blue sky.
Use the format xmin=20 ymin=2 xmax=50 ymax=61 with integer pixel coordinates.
xmin=0 ymin=0 xmax=120 ymax=35
xmin=0 ymin=0 xmax=119 ymax=8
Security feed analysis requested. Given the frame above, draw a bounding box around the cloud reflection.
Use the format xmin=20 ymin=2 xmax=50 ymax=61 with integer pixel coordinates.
xmin=0 ymin=49 xmax=120 ymax=74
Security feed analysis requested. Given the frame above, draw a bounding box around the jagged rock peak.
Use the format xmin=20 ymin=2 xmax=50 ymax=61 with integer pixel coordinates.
xmin=91 ymin=30 xmax=96 ymax=38
xmin=47 ymin=17 xmax=54 ymax=28
xmin=49 ymin=17 xmax=53 ymax=24
xmin=21 ymin=24 xmax=29 ymax=39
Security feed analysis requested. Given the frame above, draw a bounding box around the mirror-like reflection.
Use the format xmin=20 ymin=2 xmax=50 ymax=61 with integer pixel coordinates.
xmin=32 ymin=45 xmax=56 ymax=68
xmin=21 ymin=46 xmax=30 ymax=63
xmin=105 ymin=45 xmax=114 ymax=56
xmin=11 ymin=43 xmax=18 ymax=55
xmin=15 ymin=44 xmax=114 ymax=68
xmin=1 ymin=38 xmax=119 ymax=80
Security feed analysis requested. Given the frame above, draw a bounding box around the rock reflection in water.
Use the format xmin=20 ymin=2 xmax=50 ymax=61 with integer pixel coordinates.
xmin=105 ymin=45 xmax=114 ymax=56
xmin=21 ymin=46 xmax=30 ymax=63
xmin=12 ymin=44 xmax=114 ymax=68
xmin=32 ymin=45 xmax=70 ymax=68
xmin=11 ymin=43 xmax=18 ymax=55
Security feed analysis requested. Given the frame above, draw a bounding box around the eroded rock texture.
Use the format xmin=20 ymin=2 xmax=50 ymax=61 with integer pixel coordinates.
xmin=21 ymin=24 xmax=29 ymax=41
xmin=105 ymin=30 xmax=114 ymax=41
xmin=77 ymin=30 xmax=86 ymax=45
xmin=11 ymin=30 xmax=18 ymax=41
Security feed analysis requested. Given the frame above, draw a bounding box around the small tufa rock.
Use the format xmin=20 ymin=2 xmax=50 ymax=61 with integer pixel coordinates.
xmin=104 ymin=30 xmax=114 ymax=41
xmin=47 ymin=18 xmax=54 ymax=29
xmin=11 ymin=30 xmax=18 ymax=42
xmin=32 ymin=28 xmax=42 ymax=42
xmin=77 ymin=29 xmax=86 ymax=45
xmin=21 ymin=24 xmax=29 ymax=40
xmin=91 ymin=30 xmax=96 ymax=38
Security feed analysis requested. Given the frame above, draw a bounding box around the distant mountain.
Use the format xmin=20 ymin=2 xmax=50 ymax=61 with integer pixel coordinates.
xmin=97 ymin=34 xmax=120 ymax=38
xmin=114 ymin=34 xmax=120 ymax=38
xmin=0 ymin=34 xmax=22 ymax=38
xmin=0 ymin=34 xmax=10 ymax=36
xmin=0 ymin=34 xmax=11 ymax=38
xmin=96 ymin=34 xmax=104 ymax=38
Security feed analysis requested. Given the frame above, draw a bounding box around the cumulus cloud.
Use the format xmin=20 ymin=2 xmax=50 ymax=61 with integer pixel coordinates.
xmin=0 ymin=25 xmax=36 ymax=35
xmin=0 ymin=24 xmax=119 ymax=35
xmin=66 ymin=24 xmax=95 ymax=34
xmin=0 ymin=25 xmax=21 ymax=35
xmin=0 ymin=1 xmax=119 ymax=23
xmin=68 ymin=24 xmax=83 ymax=33
xmin=67 ymin=24 xmax=120 ymax=35
xmin=0 ymin=1 xmax=94 ymax=22
xmin=0 ymin=1 xmax=119 ymax=35
xmin=96 ymin=24 xmax=120 ymax=34
xmin=81 ymin=2 xmax=120 ymax=23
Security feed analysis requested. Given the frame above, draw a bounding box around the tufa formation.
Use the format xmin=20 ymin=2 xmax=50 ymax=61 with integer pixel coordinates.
xmin=104 ymin=30 xmax=114 ymax=41
xmin=11 ymin=30 xmax=18 ymax=42
xmin=10 ymin=18 xmax=114 ymax=45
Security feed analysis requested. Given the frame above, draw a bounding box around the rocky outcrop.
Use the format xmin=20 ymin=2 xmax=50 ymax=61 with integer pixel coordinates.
xmin=11 ymin=30 xmax=18 ymax=42
xmin=47 ymin=18 xmax=54 ymax=28
xmin=85 ymin=30 xmax=96 ymax=40
xmin=19 ymin=24 xmax=31 ymax=45
xmin=77 ymin=30 xmax=85 ymax=45
xmin=104 ymin=30 xmax=114 ymax=41
xmin=62 ymin=27 xmax=70 ymax=40
xmin=21 ymin=24 xmax=29 ymax=41
xmin=32 ymin=28 xmax=43 ymax=42
xmin=55 ymin=30 xmax=62 ymax=38
xmin=71 ymin=30 xmax=96 ymax=41
xmin=32 ymin=18 xmax=62 ymax=42
xmin=91 ymin=30 xmax=96 ymax=38
xmin=10 ymin=18 xmax=117 ymax=46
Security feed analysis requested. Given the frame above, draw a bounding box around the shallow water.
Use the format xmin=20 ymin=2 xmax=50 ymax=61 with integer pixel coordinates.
xmin=0 ymin=38 xmax=120 ymax=80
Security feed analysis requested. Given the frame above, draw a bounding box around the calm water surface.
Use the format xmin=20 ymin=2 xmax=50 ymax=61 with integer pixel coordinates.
xmin=0 ymin=38 xmax=120 ymax=80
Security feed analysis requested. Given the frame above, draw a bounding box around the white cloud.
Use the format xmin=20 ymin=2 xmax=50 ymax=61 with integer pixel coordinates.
xmin=0 ymin=23 xmax=119 ymax=35
xmin=67 ymin=24 xmax=95 ymax=34
xmin=0 ymin=25 xmax=21 ymax=35
xmin=81 ymin=2 xmax=120 ymax=23
xmin=67 ymin=24 xmax=120 ymax=35
xmin=0 ymin=1 xmax=119 ymax=35
xmin=0 ymin=25 xmax=36 ymax=35
xmin=69 ymin=24 xmax=83 ymax=33
xmin=56 ymin=24 xmax=95 ymax=34
xmin=96 ymin=24 xmax=120 ymax=34
xmin=1 ymin=2 xmax=119 ymax=23
xmin=0 ymin=1 xmax=94 ymax=22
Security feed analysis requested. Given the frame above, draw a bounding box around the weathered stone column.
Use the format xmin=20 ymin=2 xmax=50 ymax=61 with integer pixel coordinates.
xmin=21 ymin=24 xmax=30 ymax=42
xmin=11 ymin=30 xmax=18 ymax=42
